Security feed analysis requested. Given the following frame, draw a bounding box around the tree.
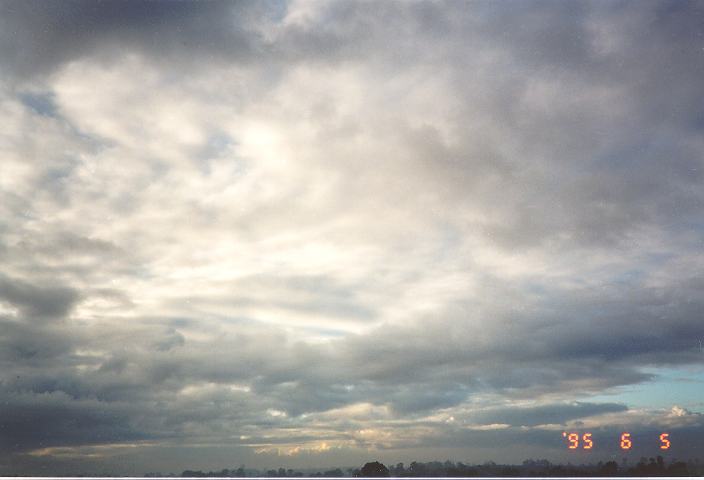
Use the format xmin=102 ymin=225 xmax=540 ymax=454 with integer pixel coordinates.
xmin=409 ymin=461 xmax=426 ymax=477
xmin=599 ymin=461 xmax=618 ymax=476
xmin=358 ymin=461 xmax=390 ymax=477
xmin=390 ymin=463 xmax=405 ymax=477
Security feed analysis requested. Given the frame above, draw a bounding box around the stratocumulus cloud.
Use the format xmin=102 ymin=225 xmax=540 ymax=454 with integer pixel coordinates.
xmin=0 ymin=0 xmax=703 ymax=474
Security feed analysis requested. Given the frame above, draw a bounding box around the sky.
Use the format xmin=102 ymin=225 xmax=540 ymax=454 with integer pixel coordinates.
xmin=1 ymin=0 xmax=704 ymax=475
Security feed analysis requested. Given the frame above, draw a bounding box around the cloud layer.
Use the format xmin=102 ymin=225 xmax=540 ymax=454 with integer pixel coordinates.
xmin=1 ymin=0 xmax=703 ymax=474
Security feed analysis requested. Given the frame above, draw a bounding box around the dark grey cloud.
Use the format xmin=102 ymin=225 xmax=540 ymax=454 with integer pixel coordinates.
xmin=0 ymin=388 xmax=151 ymax=454
xmin=0 ymin=0 xmax=280 ymax=81
xmin=0 ymin=274 xmax=79 ymax=321
xmin=0 ymin=320 xmax=77 ymax=364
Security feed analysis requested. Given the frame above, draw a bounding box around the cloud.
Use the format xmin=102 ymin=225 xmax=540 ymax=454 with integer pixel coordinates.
xmin=0 ymin=387 xmax=151 ymax=454
xmin=0 ymin=0 xmax=703 ymax=474
xmin=468 ymin=402 xmax=628 ymax=427
xmin=0 ymin=0 xmax=276 ymax=81
xmin=0 ymin=275 xmax=79 ymax=321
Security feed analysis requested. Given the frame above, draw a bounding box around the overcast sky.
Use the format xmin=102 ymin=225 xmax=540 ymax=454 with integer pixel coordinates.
xmin=1 ymin=0 xmax=704 ymax=475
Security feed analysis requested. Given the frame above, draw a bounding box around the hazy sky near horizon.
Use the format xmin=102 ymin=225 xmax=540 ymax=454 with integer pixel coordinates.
xmin=1 ymin=0 xmax=704 ymax=474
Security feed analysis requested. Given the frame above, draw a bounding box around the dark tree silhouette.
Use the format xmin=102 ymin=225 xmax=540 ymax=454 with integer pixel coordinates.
xmin=599 ymin=460 xmax=618 ymax=476
xmin=175 ymin=456 xmax=699 ymax=478
xmin=358 ymin=461 xmax=390 ymax=477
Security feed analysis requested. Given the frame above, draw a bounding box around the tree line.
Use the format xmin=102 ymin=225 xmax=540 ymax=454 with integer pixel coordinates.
xmin=170 ymin=456 xmax=701 ymax=477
